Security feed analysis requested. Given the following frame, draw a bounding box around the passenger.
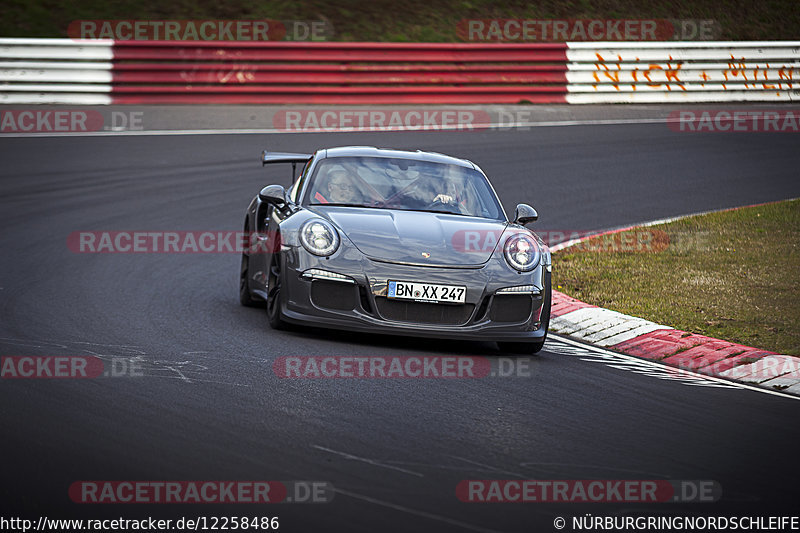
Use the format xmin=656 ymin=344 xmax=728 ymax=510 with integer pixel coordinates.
xmin=431 ymin=178 xmax=458 ymax=205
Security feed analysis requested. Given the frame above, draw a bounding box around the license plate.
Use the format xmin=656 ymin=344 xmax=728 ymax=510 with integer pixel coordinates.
xmin=387 ymin=281 xmax=466 ymax=304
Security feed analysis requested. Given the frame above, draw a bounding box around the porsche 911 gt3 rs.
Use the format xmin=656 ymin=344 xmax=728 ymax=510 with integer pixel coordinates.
xmin=240 ymin=146 xmax=551 ymax=354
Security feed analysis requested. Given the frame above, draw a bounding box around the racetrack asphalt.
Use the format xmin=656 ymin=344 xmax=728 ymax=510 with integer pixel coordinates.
xmin=1 ymin=116 xmax=800 ymax=531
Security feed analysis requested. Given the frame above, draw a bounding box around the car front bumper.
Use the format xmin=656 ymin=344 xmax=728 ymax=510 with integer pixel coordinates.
xmin=278 ymin=246 xmax=550 ymax=343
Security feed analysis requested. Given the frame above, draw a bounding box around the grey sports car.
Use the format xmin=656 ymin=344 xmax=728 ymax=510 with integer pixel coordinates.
xmin=239 ymin=146 xmax=551 ymax=354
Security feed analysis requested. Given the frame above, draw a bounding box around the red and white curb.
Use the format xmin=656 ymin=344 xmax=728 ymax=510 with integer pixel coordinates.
xmin=549 ymin=203 xmax=800 ymax=397
xmin=550 ymin=292 xmax=800 ymax=396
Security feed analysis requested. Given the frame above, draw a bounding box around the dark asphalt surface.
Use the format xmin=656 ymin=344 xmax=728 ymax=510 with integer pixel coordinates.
xmin=1 ymin=122 xmax=800 ymax=532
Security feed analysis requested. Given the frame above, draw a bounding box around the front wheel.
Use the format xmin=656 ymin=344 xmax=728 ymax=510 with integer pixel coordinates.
xmin=239 ymin=249 xmax=261 ymax=307
xmin=266 ymin=253 xmax=287 ymax=330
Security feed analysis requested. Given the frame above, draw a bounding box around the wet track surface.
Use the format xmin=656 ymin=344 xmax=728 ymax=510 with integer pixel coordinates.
xmin=2 ymin=123 xmax=800 ymax=531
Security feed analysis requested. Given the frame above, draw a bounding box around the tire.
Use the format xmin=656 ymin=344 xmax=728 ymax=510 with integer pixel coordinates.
xmin=239 ymin=250 xmax=261 ymax=307
xmin=266 ymin=253 xmax=287 ymax=330
xmin=239 ymin=221 xmax=263 ymax=307
xmin=497 ymin=281 xmax=551 ymax=355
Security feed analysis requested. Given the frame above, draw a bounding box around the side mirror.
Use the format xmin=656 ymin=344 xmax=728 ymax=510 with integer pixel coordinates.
xmin=513 ymin=203 xmax=538 ymax=225
xmin=259 ymin=184 xmax=286 ymax=207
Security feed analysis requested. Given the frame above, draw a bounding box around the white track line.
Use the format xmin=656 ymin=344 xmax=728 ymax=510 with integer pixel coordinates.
xmin=312 ymin=444 xmax=424 ymax=477
xmin=332 ymin=487 xmax=504 ymax=533
xmin=550 ymin=198 xmax=800 ymax=252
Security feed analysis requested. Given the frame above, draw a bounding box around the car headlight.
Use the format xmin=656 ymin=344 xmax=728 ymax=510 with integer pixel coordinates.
xmin=300 ymin=219 xmax=340 ymax=256
xmin=503 ymin=233 xmax=540 ymax=272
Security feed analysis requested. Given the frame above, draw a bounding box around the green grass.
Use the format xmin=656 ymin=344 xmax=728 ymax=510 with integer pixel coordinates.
xmin=2 ymin=0 xmax=799 ymax=41
xmin=554 ymin=199 xmax=800 ymax=356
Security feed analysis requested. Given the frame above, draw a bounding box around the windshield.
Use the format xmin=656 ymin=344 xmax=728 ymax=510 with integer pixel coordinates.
xmin=304 ymin=156 xmax=505 ymax=220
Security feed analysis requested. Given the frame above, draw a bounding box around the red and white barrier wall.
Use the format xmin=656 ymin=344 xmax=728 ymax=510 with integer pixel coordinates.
xmin=1 ymin=38 xmax=798 ymax=104
xmin=565 ymin=41 xmax=800 ymax=103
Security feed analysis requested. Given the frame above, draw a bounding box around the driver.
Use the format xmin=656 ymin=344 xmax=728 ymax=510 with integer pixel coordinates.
xmin=325 ymin=170 xmax=363 ymax=204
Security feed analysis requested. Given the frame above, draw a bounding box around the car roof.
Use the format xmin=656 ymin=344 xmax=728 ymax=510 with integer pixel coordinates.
xmin=320 ymin=146 xmax=476 ymax=169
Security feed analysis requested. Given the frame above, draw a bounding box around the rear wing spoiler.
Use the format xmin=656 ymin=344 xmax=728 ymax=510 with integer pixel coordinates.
xmin=261 ymin=151 xmax=312 ymax=180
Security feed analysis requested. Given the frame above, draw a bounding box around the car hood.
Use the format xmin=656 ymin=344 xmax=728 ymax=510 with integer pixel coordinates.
xmin=312 ymin=207 xmax=508 ymax=266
